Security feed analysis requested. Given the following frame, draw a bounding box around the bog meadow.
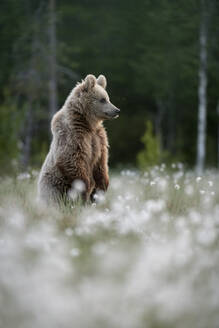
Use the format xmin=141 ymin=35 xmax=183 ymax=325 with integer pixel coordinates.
xmin=0 ymin=1 xmax=219 ymax=328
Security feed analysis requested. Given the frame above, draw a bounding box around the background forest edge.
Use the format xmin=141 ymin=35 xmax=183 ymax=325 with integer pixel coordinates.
xmin=0 ymin=0 xmax=219 ymax=174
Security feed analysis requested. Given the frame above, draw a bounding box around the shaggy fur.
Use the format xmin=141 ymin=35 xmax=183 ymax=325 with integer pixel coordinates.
xmin=38 ymin=74 xmax=120 ymax=205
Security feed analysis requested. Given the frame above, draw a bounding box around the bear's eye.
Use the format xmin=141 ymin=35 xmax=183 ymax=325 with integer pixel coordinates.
xmin=100 ymin=98 xmax=106 ymax=103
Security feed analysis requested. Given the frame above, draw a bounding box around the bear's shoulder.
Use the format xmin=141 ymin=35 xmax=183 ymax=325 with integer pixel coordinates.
xmin=51 ymin=108 xmax=68 ymax=135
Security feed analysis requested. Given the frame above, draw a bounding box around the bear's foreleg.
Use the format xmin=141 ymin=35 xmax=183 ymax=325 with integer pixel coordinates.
xmin=56 ymin=156 xmax=94 ymax=203
xmin=92 ymin=151 xmax=109 ymax=202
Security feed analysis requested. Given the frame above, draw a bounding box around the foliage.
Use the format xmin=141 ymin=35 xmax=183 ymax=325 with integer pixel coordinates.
xmin=137 ymin=120 xmax=161 ymax=169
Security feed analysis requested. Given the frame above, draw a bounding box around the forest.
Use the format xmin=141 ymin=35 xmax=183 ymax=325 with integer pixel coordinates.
xmin=0 ymin=0 xmax=219 ymax=173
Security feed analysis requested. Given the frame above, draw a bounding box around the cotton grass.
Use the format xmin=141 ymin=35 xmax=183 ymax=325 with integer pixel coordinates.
xmin=0 ymin=166 xmax=219 ymax=328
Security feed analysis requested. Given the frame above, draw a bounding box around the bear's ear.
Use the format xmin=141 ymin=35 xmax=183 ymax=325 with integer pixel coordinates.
xmin=83 ymin=74 xmax=96 ymax=91
xmin=97 ymin=75 xmax=107 ymax=89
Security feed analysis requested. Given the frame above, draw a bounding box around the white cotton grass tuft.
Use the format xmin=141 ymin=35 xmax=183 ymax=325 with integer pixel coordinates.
xmin=92 ymin=190 xmax=105 ymax=204
xmin=70 ymin=248 xmax=80 ymax=257
xmin=17 ymin=172 xmax=31 ymax=180
xmin=175 ymin=184 xmax=180 ymax=190
xmin=0 ymin=167 xmax=219 ymax=328
xmin=208 ymin=180 xmax=213 ymax=187
xmin=68 ymin=179 xmax=85 ymax=200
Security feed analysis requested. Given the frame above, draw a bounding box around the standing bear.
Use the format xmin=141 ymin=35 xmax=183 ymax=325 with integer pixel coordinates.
xmin=38 ymin=74 xmax=120 ymax=205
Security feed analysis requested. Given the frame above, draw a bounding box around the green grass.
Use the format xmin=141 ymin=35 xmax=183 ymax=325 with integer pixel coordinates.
xmin=0 ymin=165 xmax=219 ymax=328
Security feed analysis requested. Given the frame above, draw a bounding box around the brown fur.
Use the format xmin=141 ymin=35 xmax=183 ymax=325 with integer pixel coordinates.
xmin=38 ymin=74 xmax=119 ymax=205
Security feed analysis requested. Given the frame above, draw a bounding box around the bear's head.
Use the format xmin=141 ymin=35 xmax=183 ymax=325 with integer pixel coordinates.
xmin=73 ymin=74 xmax=120 ymax=121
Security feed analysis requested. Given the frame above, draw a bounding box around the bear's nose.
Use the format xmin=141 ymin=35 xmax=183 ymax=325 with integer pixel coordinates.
xmin=115 ymin=108 xmax=120 ymax=114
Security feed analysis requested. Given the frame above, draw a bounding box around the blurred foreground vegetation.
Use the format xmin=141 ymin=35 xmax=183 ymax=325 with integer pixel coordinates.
xmin=0 ymin=166 xmax=219 ymax=327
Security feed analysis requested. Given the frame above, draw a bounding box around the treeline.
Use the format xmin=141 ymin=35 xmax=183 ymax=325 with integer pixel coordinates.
xmin=0 ymin=0 xmax=219 ymax=173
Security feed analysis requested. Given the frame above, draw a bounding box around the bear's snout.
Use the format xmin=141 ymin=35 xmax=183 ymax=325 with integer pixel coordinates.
xmin=112 ymin=108 xmax=120 ymax=118
xmin=108 ymin=105 xmax=120 ymax=119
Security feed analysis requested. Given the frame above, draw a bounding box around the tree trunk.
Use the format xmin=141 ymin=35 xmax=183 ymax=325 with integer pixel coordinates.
xmin=155 ymin=99 xmax=165 ymax=151
xmin=196 ymin=0 xmax=208 ymax=174
xmin=166 ymin=98 xmax=175 ymax=154
xmin=217 ymin=100 xmax=219 ymax=168
xmin=21 ymin=100 xmax=34 ymax=169
xmin=48 ymin=0 xmax=57 ymax=124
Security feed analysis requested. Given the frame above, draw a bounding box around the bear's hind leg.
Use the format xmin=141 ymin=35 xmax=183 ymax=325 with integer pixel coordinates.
xmin=38 ymin=177 xmax=66 ymax=206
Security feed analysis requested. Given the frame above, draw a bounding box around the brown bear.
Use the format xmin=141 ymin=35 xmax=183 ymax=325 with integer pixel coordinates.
xmin=38 ymin=74 xmax=120 ymax=205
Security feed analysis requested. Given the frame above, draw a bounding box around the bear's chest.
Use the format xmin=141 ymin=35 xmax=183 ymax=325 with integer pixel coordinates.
xmin=91 ymin=134 xmax=102 ymax=166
